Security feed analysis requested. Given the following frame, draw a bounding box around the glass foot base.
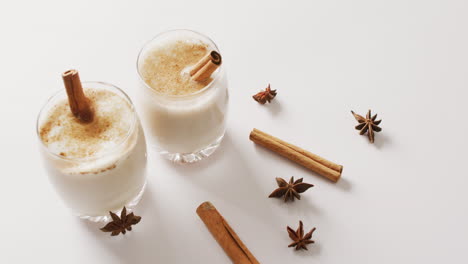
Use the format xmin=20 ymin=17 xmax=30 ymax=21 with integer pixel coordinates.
xmin=77 ymin=181 xmax=147 ymax=222
xmin=160 ymin=135 xmax=224 ymax=164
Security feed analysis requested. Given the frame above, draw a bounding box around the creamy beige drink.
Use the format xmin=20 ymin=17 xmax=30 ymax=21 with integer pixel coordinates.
xmin=37 ymin=82 xmax=146 ymax=221
xmin=137 ymin=30 xmax=228 ymax=163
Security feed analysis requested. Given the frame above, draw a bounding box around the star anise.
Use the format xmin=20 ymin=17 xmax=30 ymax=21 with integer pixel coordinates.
xmin=100 ymin=207 xmax=141 ymax=236
xmin=287 ymin=221 xmax=316 ymax=250
xmin=351 ymin=109 xmax=382 ymax=143
xmin=253 ymin=84 xmax=277 ymax=104
xmin=268 ymin=176 xmax=313 ymax=202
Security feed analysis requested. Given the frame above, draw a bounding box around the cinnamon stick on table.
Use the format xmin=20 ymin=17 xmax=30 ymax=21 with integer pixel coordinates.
xmin=190 ymin=50 xmax=222 ymax=82
xmin=249 ymin=128 xmax=343 ymax=182
xmin=196 ymin=202 xmax=260 ymax=264
xmin=62 ymin=69 xmax=94 ymax=123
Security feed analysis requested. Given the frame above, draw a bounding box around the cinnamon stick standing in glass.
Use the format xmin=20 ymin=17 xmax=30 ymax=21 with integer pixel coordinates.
xmin=62 ymin=69 xmax=94 ymax=123
xmin=190 ymin=51 xmax=222 ymax=82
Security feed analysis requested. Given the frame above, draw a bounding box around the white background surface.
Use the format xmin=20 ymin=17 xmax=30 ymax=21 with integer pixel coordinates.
xmin=1 ymin=0 xmax=468 ymax=263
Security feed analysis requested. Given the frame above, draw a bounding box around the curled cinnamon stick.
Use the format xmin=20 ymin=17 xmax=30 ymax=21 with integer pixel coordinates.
xmin=254 ymin=129 xmax=343 ymax=173
xmin=196 ymin=202 xmax=260 ymax=264
xmin=190 ymin=51 xmax=222 ymax=82
xmin=62 ymin=69 xmax=94 ymax=123
xmin=249 ymin=128 xmax=342 ymax=182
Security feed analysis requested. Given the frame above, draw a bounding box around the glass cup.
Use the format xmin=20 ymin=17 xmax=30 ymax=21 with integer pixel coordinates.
xmin=37 ymin=82 xmax=147 ymax=222
xmin=137 ymin=29 xmax=229 ymax=163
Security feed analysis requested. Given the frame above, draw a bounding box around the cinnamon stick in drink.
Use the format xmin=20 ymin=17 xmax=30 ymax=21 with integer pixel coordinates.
xmin=62 ymin=70 xmax=94 ymax=123
xmin=196 ymin=202 xmax=260 ymax=264
xmin=190 ymin=51 xmax=222 ymax=82
xmin=249 ymin=128 xmax=342 ymax=182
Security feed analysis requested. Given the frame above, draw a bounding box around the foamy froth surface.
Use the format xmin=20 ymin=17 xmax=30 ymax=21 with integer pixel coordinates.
xmin=39 ymin=88 xmax=134 ymax=159
xmin=140 ymin=37 xmax=213 ymax=95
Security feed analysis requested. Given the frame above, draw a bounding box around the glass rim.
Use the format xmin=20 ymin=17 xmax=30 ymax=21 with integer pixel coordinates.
xmin=136 ymin=29 xmax=224 ymax=99
xmin=36 ymin=81 xmax=138 ymax=162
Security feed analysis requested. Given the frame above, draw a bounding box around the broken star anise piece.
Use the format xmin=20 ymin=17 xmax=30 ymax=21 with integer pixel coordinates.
xmin=252 ymin=84 xmax=277 ymax=104
xmin=287 ymin=221 xmax=316 ymax=251
xmin=351 ymin=109 xmax=382 ymax=143
xmin=269 ymin=176 xmax=313 ymax=202
xmin=100 ymin=207 xmax=141 ymax=236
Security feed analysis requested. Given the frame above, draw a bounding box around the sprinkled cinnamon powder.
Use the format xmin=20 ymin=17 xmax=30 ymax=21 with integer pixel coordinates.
xmin=140 ymin=40 xmax=213 ymax=95
xmin=39 ymin=88 xmax=133 ymax=158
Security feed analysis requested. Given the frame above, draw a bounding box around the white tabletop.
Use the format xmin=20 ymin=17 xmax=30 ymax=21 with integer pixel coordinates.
xmin=2 ymin=0 xmax=468 ymax=263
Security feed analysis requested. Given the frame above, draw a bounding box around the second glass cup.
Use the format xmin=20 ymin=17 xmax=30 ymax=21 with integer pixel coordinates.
xmin=137 ymin=29 xmax=229 ymax=163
